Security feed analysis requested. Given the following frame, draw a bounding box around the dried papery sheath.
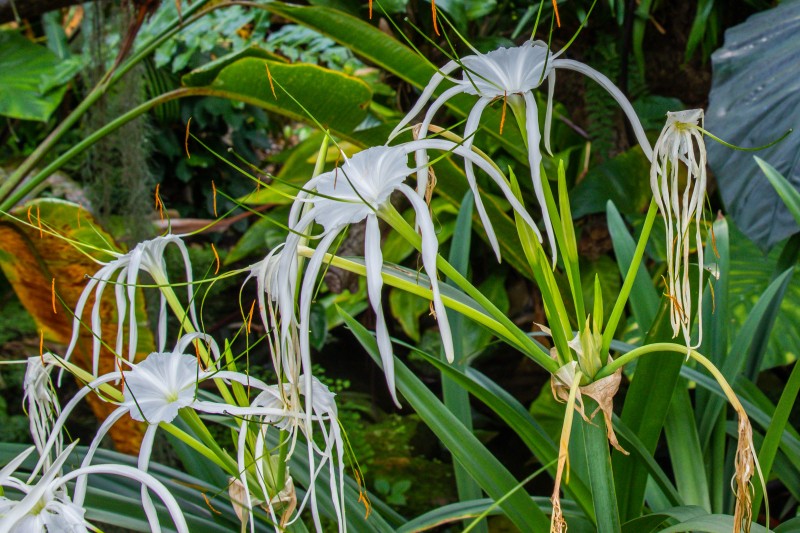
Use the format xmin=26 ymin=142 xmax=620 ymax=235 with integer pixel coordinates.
xmin=650 ymin=109 xmax=708 ymax=348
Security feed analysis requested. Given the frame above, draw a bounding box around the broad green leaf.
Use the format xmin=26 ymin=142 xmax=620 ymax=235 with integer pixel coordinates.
xmin=181 ymin=45 xmax=288 ymax=87
xmin=577 ymin=397 xmax=620 ymax=532
xmin=340 ymin=309 xmax=552 ymax=532
xmin=263 ymin=2 xmax=528 ymax=163
xmin=185 ymin=56 xmax=373 ymax=134
xmin=706 ymin=1 xmax=800 ymax=249
xmin=0 ymin=30 xmax=82 ymax=121
xmin=659 ymin=514 xmax=769 ymax=533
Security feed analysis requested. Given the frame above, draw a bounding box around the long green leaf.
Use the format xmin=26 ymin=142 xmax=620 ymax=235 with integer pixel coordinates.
xmin=613 ymin=297 xmax=684 ymax=521
xmin=443 ymin=191 xmax=485 ymax=530
xmin=755 ymin=156 xmax=800 ymax=226
xmin=606 ymin=201 xmax=659 ymax=332
xmin=340 ymin=309 xmax=551 ymax=532
xmin=753 ymin=358 xmax=800 ymax=518
xmin=664 ymin=384 xmax=711 ymax=511
xmin=697 ymin=267 xmax=795 ymax=449
xmin=578 ymin=397 xmax=621 ymax=531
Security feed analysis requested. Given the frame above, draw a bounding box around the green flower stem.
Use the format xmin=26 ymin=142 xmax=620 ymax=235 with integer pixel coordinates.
xmin=295 ymin=245 xmax=523 ymax=348
xmin=161 ymin=420 xmax=232 ymax=472
xmin=601 ymin=198 xmax=658 ymax=356
xmin=150 ymin=270 xmax=238 ymax=408
xmin=380 ymin=205 xmax=559 ymax=374
xmin=179 ymin=410 xmax=240 ymax=475
xmin=0 ymin=0 xmax=215 ymax=207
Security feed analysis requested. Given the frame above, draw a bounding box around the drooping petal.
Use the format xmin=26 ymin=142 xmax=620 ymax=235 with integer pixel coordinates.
xmin=399 ymin=184 xmax=454 ymax=362
xmin=413 ymin=85 xmax=464 ymax=197
xmin=553 ymin=59 xmax=653 ymax=161
xmin=523 ymin=90 xmax=557 ymax=265
xmin=389 ymin=60 xmax=461 ymax=141
xmin=460 ymin=97 xmax=501 ymax=260
xmin=364 ymin=215 xmax=400 ymax=407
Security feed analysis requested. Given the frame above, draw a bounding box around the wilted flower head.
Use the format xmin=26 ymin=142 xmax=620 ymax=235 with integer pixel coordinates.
xmin=63 ymin=234 xmax=200 ymax=380
xmin=390 ymin=40 xmax=653 ymax=264
xmin=650 ymin=109 xmax=708 ymax=348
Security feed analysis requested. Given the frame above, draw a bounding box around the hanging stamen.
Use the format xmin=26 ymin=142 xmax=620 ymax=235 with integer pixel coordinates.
xmin=499 ymin=91 xmax=508 ymax=134
xmin=51 ymin=278 xmax=57 ymax=314
xmin=202 ymin=493 xmax=223 ymax=515
xmin=154 ymin=184 xmax=165 ymax=220
xmin=552 ymin=0 xmax=561 ymax=28
xmin=265 ymin=64 xmax=277 ymax=99
xmin=368 ymin=0 xmax=372 ymax=19
xmin=247 ymin=300 xmax=256 ymax=334
xmin=36 ymin=205 xmax=43 ymax=238
xmin=27 ymin=206 xmax=34 ymax=226
xmin=39 ymin=329 xmax=45 ymax=364
xmin=184 ymin=117 xmax=192 ymax=159
xmin=432 ymin=0 xmax=440 ymax=36
xmin=77 ymin=203 xmax=82 ymax=228
xmin=212 ymin=180 xmax=218 ymax=217
xmin=211 ymin=243 xmax=220 ymax=274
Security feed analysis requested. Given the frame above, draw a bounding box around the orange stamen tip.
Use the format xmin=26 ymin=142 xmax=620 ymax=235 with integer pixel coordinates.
xmin=202 ymin=493 xmax=222 ymax=515
xmin=211 ymin=242 xmax=220 ymax=275
xmin=77 ymin=203 xmax=82 ymax=228
xmin=27 ymin=206 xmax=33 ymax=226
xmin=51 ymin=278 xmax=57 ymax=314
xmin=432 ymin=0 xmax=440 ymax=36
xmin=39 ymin=330 xmax=44 ymax=361
xmin=368 ymin=0 xmax=373 ymax=19
xmin=212 ymin=180 xmax=218 ymax=217
xmin=184 ymin=117 xmax=192 ymax=159
xmin=265 ymin=64 xmax=277 ymax=99
xmin=155 ymin=184 xmax=164 ymax=220
xmin=247 ymin=300 xmax=256 ymax=334
xmin=36 ymin=205 xmax=42 ymax=238
xmin=500 ymin=91 xmax=508 ymax=135
xmin=552 ymin=0 xmax=561 ymax=27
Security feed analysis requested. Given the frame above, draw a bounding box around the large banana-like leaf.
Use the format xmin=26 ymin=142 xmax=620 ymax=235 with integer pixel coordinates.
xmin=0 ymin=200 xmax=151 ymax=454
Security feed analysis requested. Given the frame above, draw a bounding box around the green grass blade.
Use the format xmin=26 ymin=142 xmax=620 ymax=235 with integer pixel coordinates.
xmin=340 ymin=309 xmax=552 ymax=531
xmin=443 ymin=191 xmax=486 ymax=531
xmin=606 ymin=200 xmax=659 ymax=332
xmin=613 ymin=296 xmax=685 ymax=521
xmin=752 ymin=358 xmax=800 ymax=517
xmin=664 ymin=384 xmax=711 ymax=511
xmin=756 ymin=156 xmax=800 ymax=225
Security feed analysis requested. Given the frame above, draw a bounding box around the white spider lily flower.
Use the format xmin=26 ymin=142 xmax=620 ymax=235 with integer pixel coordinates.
xmin=650 ymin=109 xmax=708 ymax=348
xmin=34 ymin=333 xmax=293 ymax=533
xmin=23 ymin=355 xmax=61 ymax=472
xmin=0 ymin=442 xmax=189 ymax=533
xmin=279 ymin=143 xmax=539 ymax=408
xmin=390 ymin=40 xmax=653 ymax=263
xmin=62 ymin=234 xmax=199 ymax=382
xmin=236 ymin=375 xmax=343 ymax=533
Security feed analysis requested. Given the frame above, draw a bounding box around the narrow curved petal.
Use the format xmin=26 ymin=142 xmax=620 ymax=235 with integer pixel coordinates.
xmin=461 ymin=97 xmax=501 ymax=260
xmin=399 ymin=184 xmax=454 ymax=362
xmin=364 ymin=215 xmax=400 ymax=407
xmin=544 ymin=70 xmax=556 ymax=156
xmin=388 ymin=60 xmax=460 ymax=141
xmin=413 ymin=85 xmax=464 ymax=197
xmin=72 ymin=407 xmax=128 ymax=507
xmin=523 ymin=90 xmax=557 ymax=265
xmin=56 ymin=464 xmax=189 ymax=533
xmin=553 ymin=59 xmax=653 ymax=161
xmin=138 ymin=425 xmax=162 ymax=533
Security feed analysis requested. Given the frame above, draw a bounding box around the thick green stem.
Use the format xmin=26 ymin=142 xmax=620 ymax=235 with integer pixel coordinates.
xmin=380 ymin=205 xmax=559 ymax=374
xmin=601 ymin=199 xmax=658 ymax=355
